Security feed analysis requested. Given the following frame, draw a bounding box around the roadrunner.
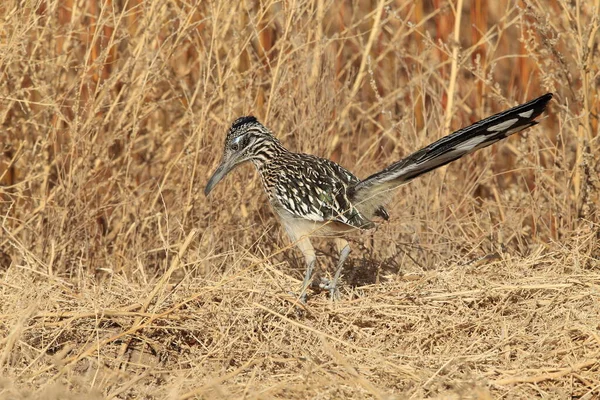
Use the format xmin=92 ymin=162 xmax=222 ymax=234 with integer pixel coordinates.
xmin=205 ymin=93 xmax=553 ymax=301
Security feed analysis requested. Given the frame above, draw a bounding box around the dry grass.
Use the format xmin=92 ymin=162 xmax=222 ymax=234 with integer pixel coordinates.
xmin=1 ymin=0 xmax=599 ymax=398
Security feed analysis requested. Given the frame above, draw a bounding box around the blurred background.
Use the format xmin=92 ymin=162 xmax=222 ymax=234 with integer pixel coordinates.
xmin=1 ymin=0 xmax=598 ymax=275
xmin=1 ymin=0 xmax=598 ymax=277
xmin=0 ymin=0 xmax=598 ymax=398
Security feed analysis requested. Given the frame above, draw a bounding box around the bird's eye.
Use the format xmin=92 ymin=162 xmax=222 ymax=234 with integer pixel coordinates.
xmin=231 ymin=142 xmax=239 ymax=151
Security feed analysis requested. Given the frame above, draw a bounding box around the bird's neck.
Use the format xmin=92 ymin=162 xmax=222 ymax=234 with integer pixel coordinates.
xmin=250 ymin=139 xmax=289 ymax=170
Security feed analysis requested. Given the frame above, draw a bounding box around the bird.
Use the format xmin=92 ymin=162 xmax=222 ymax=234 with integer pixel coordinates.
xmin=204 ymin=93 xmax=553 ymax=302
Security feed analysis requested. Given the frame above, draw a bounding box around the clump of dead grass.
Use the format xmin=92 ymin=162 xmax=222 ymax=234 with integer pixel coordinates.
xmin=1 ymin=0 xmax=599 ymax=398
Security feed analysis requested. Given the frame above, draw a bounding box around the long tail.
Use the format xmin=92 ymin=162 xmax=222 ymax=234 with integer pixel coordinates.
xmin=349 ymin=93 xmax=553 ymax=213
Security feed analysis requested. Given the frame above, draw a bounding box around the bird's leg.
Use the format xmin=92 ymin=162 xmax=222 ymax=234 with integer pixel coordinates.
xmin=322 ymin=238 xmax=350 ymax=300
xmin=299 ymin=259 xmax=315 ymax=303
xmin=295 ymin=236 xmax=316 ymax=303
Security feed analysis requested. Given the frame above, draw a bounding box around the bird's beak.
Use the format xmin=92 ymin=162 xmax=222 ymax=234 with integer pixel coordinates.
xmin=204 ymin=157 xmax=236 ymax=196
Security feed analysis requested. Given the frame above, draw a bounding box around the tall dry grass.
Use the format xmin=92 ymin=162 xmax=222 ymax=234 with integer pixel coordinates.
xmin=0 ymin=0 xmax=599 ymax=398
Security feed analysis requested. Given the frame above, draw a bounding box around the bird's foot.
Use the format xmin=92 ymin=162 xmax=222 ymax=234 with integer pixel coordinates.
xmin=299 ymin=291 xmax=309 ymax=304
xmin=318 ymin=278 xmax=341 ymax=301
xmin=287 ymin=289 xmax=309 ymax=304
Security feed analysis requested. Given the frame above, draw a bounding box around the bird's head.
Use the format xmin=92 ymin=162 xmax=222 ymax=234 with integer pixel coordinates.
xmin=204 ymin=116 xmax=279 ymax=195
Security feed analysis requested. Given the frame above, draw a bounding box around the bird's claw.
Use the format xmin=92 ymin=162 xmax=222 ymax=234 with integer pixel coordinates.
xmin=319 ymin=278 xmax=341 ymax=301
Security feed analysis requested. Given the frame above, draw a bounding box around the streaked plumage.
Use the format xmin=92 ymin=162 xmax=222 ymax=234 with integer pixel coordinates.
xmin=205 ymin=93 xmax=553 ymax=302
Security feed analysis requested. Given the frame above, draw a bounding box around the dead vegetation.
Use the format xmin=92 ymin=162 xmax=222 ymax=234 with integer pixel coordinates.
xmin=0 ymin=0 xmax=599 ymax=398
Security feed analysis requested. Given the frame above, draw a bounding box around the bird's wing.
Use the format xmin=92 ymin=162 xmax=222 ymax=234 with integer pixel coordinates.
xmin=272 ymin=155 xmax=375 ymax=229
